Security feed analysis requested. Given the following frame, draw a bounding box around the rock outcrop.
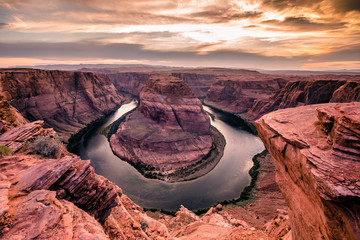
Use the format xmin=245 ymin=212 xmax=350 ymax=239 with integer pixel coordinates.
xmin=0 ymin=69 xmax=124 ymax=140
xmin=0 ymin=120 xmax=55 ymax=152
xmin=0 ymin=96 xmax=28 ymax=133
xmin=244 ymin=79 xmax=360 ymax=121
xmin=0 ymin=149 xmax=170 ymax=239
xmin=110 ymin=74 xmax=216 ymax=180
xmin=255 ymin=102 xmax=360 ymax=239
xmin=2 ymin=190 xmax=110 ymax=240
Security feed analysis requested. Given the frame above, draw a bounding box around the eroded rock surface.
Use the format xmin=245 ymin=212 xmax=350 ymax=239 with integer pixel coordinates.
xmin=245 ymin=79 xmax=360 ymax=121
xmin=0 ymin=120 xmax=55 ymax=152
xmin=255 ymin=102 xmax=360 ymax=239
xmin=0 ymin=96 xmax=28 ymax=133
xmin=2 ymin=190 xmax=110 ymax=240
xmin=0 ymin=69 xmax=124 ymax=140
xmin=205 ymin=73 xmax=287 ymax=113
xmin=110 ymin=74 xmax=214 ymax=178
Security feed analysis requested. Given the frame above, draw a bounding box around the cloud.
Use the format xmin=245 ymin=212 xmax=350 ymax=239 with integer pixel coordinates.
xmin=261 ymin=0 xmax=360 ymax=13
xmin=261 ymin=0 xmax=322 ymax=11
xmin=188 ymin=3 xmax=263 ymax=23
xmin=0 ymin=22 xmax=8 ymax=28
xmin=329 ymin=0 xmax=360 ymax=13
xmin=312 ymin=44 xmax=360 ymax=61
xmin=0 ymin=40 xmax=307 ymax=69
xmin=262 ymin=16 xmax=347 ymax=32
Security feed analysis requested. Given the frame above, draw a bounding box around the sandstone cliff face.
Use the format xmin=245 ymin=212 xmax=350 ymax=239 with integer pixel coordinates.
xmin=255 ymin=102 xmax=360 ymax=239
xmin=244 ymin=79 xmax=360 ymax=121
xmin=108 ymin=71 xmax=216 ymax=97
xmin=170 ymin=72 xmax=216 ymax=97
xmin=0 ymin=69 xmax=124 ymax=140
xmin=110 ymin=74 xmax=212 ymax=176
xmin=108 ymin=72 xmax=150 ymax=96
xmin=204 ymin=74 xmax=287 ymax=113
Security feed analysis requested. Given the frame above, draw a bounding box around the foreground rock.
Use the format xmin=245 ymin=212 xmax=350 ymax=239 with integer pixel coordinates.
xmin=0 ymin=69 xmax=124 ymax=140
xmin=110 ymin=74 xmax=222 ymax=181
xmin=0 ymin=120 xmax=55 ymax=152
xmin=255 ymin=102 xmax=360 ymax=239
xmin=0 ymin=121 xmax=170 ymax=239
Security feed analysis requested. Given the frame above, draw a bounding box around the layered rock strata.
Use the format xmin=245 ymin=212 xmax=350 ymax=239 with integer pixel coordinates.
xmin=244 ymin=79 xmax=360 ymax=121
xmin=107 ymin=71 xmax=217 ymax=97
xmin=0 ymin=120 xmax=55 ymax=152
xmin=255 ymin=102 xmax=360 ymax=239
xmin=205 ymin=74 xmax=287 ymax=113
xmin=110 ymin=74 xmax=214 ymax=179
xmin=0 ymin=69 xmax=124 ymax=140
xmin=0 ymin=123 xmax=170 ymax=239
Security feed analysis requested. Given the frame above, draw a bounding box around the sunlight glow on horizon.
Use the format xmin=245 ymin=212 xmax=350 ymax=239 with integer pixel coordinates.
xmin=0 ymin=0 xmax=359 ymax=70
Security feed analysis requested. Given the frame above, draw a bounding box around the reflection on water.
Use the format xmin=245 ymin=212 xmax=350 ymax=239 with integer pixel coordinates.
xmin=80 ymin=101 xmax=264 ymax=210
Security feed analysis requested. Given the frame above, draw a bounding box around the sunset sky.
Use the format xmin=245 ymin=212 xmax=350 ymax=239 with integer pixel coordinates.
xmin=0 ymin=0 xmax=359 ymax=70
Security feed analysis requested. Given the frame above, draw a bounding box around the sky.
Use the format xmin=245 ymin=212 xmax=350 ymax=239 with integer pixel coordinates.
xmin=0 ymin=0 xmax=359 ymax=70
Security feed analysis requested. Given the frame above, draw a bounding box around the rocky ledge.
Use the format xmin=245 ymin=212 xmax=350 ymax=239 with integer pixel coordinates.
xmin=255 ymin=102 xmax=360 ymax=239
xmin=110 ymin=74 xmax=224 ymax=181
xmin=0 ymin=122 xmax=171 ymax=239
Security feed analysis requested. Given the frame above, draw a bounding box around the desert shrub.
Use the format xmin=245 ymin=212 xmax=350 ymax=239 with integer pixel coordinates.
xmin=0 ymin=145 xmax=12 ymax=156
xmin=140 ymin=220 xmax=148 ymax=230
xmin=31 ymin=135 xmax=61 ymax=157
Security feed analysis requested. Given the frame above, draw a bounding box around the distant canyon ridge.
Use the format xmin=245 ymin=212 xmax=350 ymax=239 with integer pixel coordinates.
xmin=1 ymin=67 xmax=359 ymax=141
xmin=0 ymin=66 xmax=359 ymax=239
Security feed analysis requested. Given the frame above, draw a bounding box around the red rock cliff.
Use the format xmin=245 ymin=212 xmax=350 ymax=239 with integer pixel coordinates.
xmin=204 ymin=73 xmax=287 ymax=113
xmin=255 ymin=102 xmax=360 ymax=239
xmin=244 ymin=78 xmax=360 ymax=121
xmin=0 ymin=69 xmax=124 ymax=140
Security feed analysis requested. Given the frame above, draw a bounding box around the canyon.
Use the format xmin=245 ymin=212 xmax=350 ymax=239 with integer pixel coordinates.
xmin=0 ymin=69 xmax=125 ymax=140
xmin=0 ymin=66 xmax=359 ymax=239
xmin=0 ymin=99 xmax=288 ymax=239
xmin=109 ymin=74 xmax=224 ymax=181
xmin=203 ymin=73 xmax=360 ymax=121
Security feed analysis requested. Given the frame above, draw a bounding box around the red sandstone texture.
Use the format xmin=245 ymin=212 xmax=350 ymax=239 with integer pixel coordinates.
xmin=204 ymin=73 xmax=360 ymax=121
xmin=255 ymin=102 xmax=360 ymax=239
xmin=0 ymin=96 xmax=28 ymax=133
xmin=0 ymin=122 xmax=170 ymax=239
xmin=0 ymin=111 xmax=290 ymax=239
xmin=245 ymin=79 xmax=360 ymax=121
xmin=110 ymin=74 xmax=213 ymax=176
xmin=0 ymin=69 xmax=125 ymax=140
xmin=205 ymin=73 xmax=287 ymax=113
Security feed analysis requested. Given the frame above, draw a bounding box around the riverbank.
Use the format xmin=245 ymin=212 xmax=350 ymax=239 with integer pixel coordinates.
xmin=147 ymin=150 xmax=287 ymax=231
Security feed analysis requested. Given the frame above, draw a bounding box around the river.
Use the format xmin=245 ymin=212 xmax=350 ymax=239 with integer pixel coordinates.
xmin=79 ymin=101 xmax=264 ymax=211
